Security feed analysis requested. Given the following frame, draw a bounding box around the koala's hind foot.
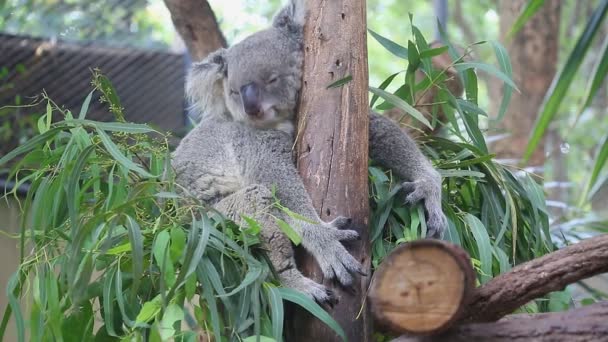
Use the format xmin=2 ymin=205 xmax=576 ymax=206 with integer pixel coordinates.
xmin=300 ymin=216 xmax=365 ymax=287
xmin=402 ymin=178 xmax=447 ymax=238
xmin=214 ymin=184 xmax=337 ymax=304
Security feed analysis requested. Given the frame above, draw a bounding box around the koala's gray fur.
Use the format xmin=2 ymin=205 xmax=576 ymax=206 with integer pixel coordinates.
xmin=172 ymin=0 xmax=447 ymax=303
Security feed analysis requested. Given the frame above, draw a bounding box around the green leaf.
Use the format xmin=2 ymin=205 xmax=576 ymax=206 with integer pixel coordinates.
xmin=587 ymin=134 xmax=608 ymax=200
xmin=370 ymin=71 xmax=403 ymax=107
xmin=369 ymin=87 xmax=432 ymax=129
xmin=68 ymin=119 xmax=156 ymax=134
xmin=153 ymin=230 xmax=176 ymax=288
xmin=368 ymin=29 xmax=407 ymax=59
xmin=275 ymin=218 xmax=302 ymax=246
xmin=327 ymin=75 xmax=353 ymax=89
xmin=464 ymin=214 xmax=492 ymax=284
xmin=524 ymin=0 xmax=608 ymax=163
xmin=490 ymin=41 xmax=514 ymax=121
xmin=454 ymin=62 xmax=519 ymax=91
xmin=0 ymin=127 xmax=62 ymax=167
xmin=242 ymin=337 xmax=276 ymax=342
xmin=6 ymin=271 xmax=25 ymax=342
xmin=576 ymin=35 xmax=608 ymax=123
xmin=221 ymin=263 xmax=263 ymax=297
xmin=439 ymin=169 xmax=486 ymax=179
xmin=125 ymin=215 xmax=144 ymax=294
xmin=241 ymin=215 xmax=262 ymax=235
xmin=508 ymin=0 xmax=546 ymax=38
xmin=419 ymin=45 xmax=449 ymax=59
xmin=265 ymin=285 xmax=284 ymax=342
xmin=159 ymin=304 xmax=184 ymax=341
xmin=135 ymin=296 xmax=162 ymax=324
xmin=78 ymin=91 xmax=94 ymax=119
xmin=278 ymin=288 xmax=346 ymax=341
xmin=95 ymin=128 xmax=155 ymax=178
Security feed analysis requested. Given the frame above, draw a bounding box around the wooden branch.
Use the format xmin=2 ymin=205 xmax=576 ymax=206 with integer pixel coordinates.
xmin=369 ymin=240 xmax=475 ymax=335
xmin=370 ymin=234 xmax=608 ymax=336
xmin=393 ymin=301 xmax=608 ymax=342
xmin=291 ymin=0 xmax=371 ymax=341
xmin=464 ymin=233 xmax=608 ymax=322
xmin=164 ymin=0 xmax=227 ymax=61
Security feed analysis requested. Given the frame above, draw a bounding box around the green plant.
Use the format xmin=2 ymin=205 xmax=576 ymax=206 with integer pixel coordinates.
xmin=0 ymin=71 xmax=343 ymax=342
xmin=367 ymin=18 xmax=555 ymax=297
xmin=0 ymin=15 xmax=569 ymax=342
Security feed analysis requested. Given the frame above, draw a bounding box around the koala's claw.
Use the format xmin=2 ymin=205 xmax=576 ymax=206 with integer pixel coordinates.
xmin=301 ymin=220 xmax=365 ymax=287
xmin=401 ymin=179 xmax=447 ymax=239
xmin=426 ymin=211 xmax=448 ymax=239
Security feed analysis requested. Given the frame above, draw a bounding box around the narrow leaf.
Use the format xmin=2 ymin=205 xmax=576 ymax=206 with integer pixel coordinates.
xmin=368 ymin=29 xmax=408 ymax=58
xmin=369 ymin=87 xmax=432 ymax=129
xmin=524 ymin=0 xmax=608 ymax=162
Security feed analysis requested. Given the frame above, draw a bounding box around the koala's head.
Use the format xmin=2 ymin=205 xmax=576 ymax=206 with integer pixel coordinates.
xmin=186 ymin=0 xmax=306 ymax=134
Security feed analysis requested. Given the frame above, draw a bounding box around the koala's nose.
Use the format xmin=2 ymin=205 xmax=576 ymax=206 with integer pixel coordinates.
xmin=240 ymin=83 xmax=262 ymax=116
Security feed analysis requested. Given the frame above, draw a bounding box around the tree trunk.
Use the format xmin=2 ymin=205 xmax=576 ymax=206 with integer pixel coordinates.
xmin=163 ymin=0 xmax=227 ymax=61
xmin=292 ymin=0 xmax=371 ymax=341
xmin=490 ymin=0 xmax=561 ymax=168
xmin=393 ymin=301 xmax=608 ymax=342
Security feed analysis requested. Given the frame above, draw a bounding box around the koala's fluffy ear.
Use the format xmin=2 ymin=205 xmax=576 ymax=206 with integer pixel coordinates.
xmin=273 ymin=0 xmax=307 ymax=29
xmin=186 ymin=49 xmax=228 ymax=121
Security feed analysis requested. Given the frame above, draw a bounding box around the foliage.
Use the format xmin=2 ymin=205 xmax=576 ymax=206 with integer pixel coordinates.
xmin=367 ymin=19 xmax=556 ymax=300
xmin=0 ymin=8 xmax=577 ymax=342
xmin=0 ymin=0 xmax=173 ymax=50
xmin=0 ymin=71 xmax=343 ymax=342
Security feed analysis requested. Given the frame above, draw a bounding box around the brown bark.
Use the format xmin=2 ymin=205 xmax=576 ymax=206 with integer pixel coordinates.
xmin=394 ymin=301 xmax=608 ymax=342
xmin=463 ymin=233 xmax=608 ymax=323
xmin=369 ymin=240 xmax=475 ymax=335
xmin=490 ymin=0 xmax=561 ymax=167
xmin=370 ymin=235 xmax=608 ymax=336
xmin=163 ymin=0 xmax=227 ymax=61
xmin=292 ymin=0 xmax=370 ymax=341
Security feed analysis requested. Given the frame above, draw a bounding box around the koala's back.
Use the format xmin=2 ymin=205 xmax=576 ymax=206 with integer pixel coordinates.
xmin=172 ymin=118 xmax=294 ymax=204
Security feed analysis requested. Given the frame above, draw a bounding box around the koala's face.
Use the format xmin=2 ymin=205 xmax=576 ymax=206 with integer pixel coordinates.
xmin=223 ymin=28 xmax=303 ymax=132
xmin=185 ymin=1 xmax=305 ymax=134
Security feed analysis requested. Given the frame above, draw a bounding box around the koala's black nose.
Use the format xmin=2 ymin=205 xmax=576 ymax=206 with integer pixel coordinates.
xmin=240 ymin=83 xmax=262 ymax=116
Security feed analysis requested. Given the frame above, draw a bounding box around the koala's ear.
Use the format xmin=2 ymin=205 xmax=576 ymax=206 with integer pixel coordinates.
xmin=273 ymin=0 xmax=307 ymax=29
xmin=186 ymin=49 xmax=229 ymax=121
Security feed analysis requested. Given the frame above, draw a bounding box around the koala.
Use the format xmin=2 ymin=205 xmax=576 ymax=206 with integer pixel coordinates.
xmin=172 ymin=0 xmax=447 ymax=303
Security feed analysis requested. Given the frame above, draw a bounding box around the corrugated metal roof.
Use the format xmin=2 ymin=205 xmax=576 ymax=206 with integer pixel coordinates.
xmin=0 ymin=33 xmax=186 ymax=133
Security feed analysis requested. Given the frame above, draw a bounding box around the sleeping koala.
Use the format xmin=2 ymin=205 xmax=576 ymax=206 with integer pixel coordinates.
xmin=172 ymin=0 xmax=447 ymax=303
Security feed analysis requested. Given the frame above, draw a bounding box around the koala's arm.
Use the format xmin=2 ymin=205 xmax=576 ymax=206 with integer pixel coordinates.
xmin=240 ymin=131 xmax=363 ymax=285
xmin=369 ymin=111 xmax=447 ymax=238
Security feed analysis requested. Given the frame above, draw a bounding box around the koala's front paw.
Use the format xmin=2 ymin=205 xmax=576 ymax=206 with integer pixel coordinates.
xmin=301 ymin=217 xmax=365 ymax=287
xmin=402 ymin=180 xmax=447 ymax=239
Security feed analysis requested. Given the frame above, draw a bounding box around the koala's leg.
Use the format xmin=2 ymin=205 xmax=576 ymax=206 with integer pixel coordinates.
xmin=214 ymin=184 xmax=335 ymax=303
xmin=369 ymin=111 xmax=448 ymax=238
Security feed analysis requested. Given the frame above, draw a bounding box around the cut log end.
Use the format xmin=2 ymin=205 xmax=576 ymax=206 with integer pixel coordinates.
xmin=369 ymin=240 xmax=475 ymax=335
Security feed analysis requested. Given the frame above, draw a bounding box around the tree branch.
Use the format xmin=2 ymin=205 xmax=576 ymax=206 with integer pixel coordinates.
xmin=163 ymin=0 xmax=227 ymax=61
xmin=394 ymin=302 xmax=608 ymax=342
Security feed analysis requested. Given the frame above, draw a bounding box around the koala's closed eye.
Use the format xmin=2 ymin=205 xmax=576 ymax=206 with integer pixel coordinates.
xmin=230 ymin=88 xmax=239 ymax=95
xmin=267 ymin=75 xmax=280 ymax=84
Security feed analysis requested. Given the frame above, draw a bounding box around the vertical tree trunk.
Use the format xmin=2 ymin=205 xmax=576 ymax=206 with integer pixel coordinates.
xmin=163 ymin=0 xmax=227 ymax=61
xmin=490 ymin=0 xmax=561 ymax=168
xmin=292 ymin=0 xmax=370 ymax=341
